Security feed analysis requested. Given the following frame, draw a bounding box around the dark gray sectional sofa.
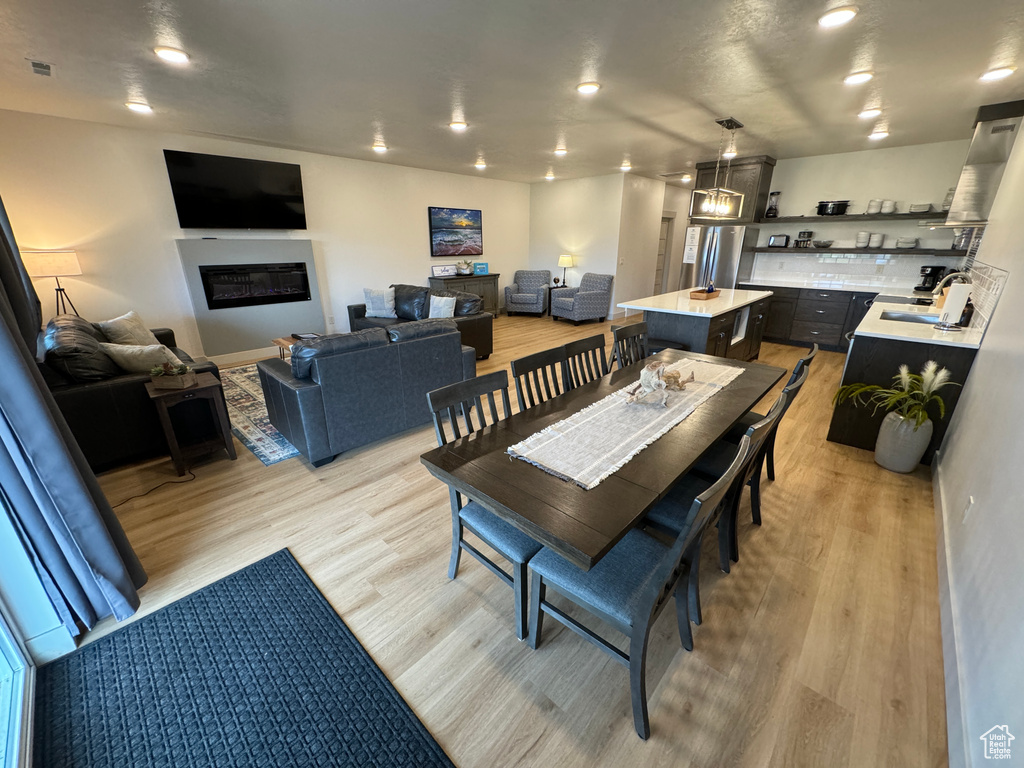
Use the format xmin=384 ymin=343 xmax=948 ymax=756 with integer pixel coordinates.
xmin=256 ymin=319 xmax=475 ymax=467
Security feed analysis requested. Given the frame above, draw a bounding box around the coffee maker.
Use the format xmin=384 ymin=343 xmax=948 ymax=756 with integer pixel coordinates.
xmin=915 ymin=265 xmax=946 ymax=292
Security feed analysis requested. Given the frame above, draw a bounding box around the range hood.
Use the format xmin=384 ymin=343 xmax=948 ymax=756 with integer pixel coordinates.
xmin=945 ymin=100 xmax=1024 ymax=226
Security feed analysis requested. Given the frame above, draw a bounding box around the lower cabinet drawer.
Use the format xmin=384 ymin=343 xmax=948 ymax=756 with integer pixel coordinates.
xmin=795 ymin=299 xmax=848 ymax=325
xmin=790 ymin=320 xmax=843 ymax=346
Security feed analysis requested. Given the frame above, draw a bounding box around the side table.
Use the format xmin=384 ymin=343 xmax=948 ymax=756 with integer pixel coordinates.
xmin=145 ymin=371 xmax=237 ymax=476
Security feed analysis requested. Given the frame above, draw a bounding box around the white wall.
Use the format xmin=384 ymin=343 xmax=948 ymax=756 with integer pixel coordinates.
xmin=528 ymin=173 xmax=624 ymax=292
xmin=663 ymin=185 xmax=693 ymax=292
xmin=0 ymin=109 xmax=531 ymax=356
xmin=765 ymin=140 xmax=970 ymax=249
xmin=934 ymin=136 xmax=1024 ymax=765
xmin=614 ymin=174 xmax=666 ymax=314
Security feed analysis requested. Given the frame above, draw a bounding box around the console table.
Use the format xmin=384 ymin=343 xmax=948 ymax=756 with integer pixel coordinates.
xmin=428 ymin=273 xmax=500 ymax=316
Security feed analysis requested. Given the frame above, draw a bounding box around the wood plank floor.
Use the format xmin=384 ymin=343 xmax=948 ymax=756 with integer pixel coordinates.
xmin=89 ymin=313 xmax=948 ymax=767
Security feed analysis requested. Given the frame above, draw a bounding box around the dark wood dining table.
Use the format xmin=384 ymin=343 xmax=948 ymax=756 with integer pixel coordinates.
xmin=420 ymin=349 xmax=786 ymax=571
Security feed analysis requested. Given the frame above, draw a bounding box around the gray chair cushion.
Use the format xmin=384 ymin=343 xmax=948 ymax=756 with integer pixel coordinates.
xmin=643 ymin=474 xmax=713 ymax=534
xmin=512 ymin=293 xmax=535 ymax=303
xmin=43 ymin=314 xmax=123 ymax=382
xmin=392 ymin=284 xmax=430 ymax=320
xmin=529 ymin=529 xmax=668 ymax=632
xmin=387 ymin=318 xmax=458 ymax=342
xmin=460 ymin=502 xmax=542 ymax=563
xmin=290 ymin=328 xmax=390 ymax=379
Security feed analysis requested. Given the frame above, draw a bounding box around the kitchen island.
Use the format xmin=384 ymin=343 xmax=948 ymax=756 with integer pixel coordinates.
xmin=617 ymin=288 xmax=774 ymax=360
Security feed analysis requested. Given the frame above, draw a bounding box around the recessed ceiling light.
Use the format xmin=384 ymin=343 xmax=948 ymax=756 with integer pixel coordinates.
xmin=545 ymin=170 xmax=555 ymax=181
xmin=554 ymin=147 xmax=568 ymax=156
xmin=818 ymin=6 xmax=858 ymax=28
xmin=576 ymin=81 xmax=601 ymax=95
xmin=868 ymin=130 xmax=889 ymax=140
xmin=372 ymin=142 xmax=388 ymax=153
xmin=450 ymin=121 xmax=468 ymax=132
xmin=475 ymin=159 xmax=487 ymax=169
xmin=680 ymin=174 xmax=692 ymax=183
xmin=620 ymin=161 xmax=632 ymax=172
xmin=154 ymin=47 xmax=190 ymax=64
xmin=125 ymin=101 xmax=153 ymax=114
xmin=844 ymin=71 xmax=874 ymax=85
xmin=980 ymin=67 xmax=1016 ymax=81
xmin=858 ymin=107 xmax=882 ymax=119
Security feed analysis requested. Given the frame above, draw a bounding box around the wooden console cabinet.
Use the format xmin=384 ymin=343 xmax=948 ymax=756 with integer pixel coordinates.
xmin=428 ymin=273 xmax=500 ymax=316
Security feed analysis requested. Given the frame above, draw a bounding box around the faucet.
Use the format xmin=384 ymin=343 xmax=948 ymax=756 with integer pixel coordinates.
xmin=932 ymin=271 xmax=972 ymax=297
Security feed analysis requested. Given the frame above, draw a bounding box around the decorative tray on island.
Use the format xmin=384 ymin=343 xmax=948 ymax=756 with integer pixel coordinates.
xmin=689 ymin=289 xmax=721 ymax=300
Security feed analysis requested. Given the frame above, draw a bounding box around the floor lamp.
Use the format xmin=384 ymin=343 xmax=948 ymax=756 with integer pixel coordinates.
xmin=24 ymin=251 xmax=82 ymax=316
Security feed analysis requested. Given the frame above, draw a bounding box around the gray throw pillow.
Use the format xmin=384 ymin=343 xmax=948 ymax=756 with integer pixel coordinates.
xmin=99 ymin=343 xmax=184 ymax=373
xmin=43 ymin=315 xmax=123 ymax=382
xmin=95 ymin=310 xmax=161 ymax=346
xmin=428 ymin=295 xmax=456 ymax=318
xmin=363 ymin=287 xmax=397 ymax=318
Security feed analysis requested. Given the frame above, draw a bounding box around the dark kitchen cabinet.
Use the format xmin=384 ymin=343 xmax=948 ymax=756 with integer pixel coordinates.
xmin=747 ymin=299 xmax=768 ymax=360
xmin=840 ymin=293 xmax=877 ymax=351
xmin=691 ymin=155 xmax=776 ymax=224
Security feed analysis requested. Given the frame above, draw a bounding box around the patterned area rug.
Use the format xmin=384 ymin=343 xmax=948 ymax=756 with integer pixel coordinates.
xmin=220 ymin=363 xmax=299 ymax=465
xmin=33 ymin=550 xmax=456 ymax=768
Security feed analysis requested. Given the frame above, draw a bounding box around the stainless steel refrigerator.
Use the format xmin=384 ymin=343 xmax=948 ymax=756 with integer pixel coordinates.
xmin=678 ymin=225 xmax=759 ymax=291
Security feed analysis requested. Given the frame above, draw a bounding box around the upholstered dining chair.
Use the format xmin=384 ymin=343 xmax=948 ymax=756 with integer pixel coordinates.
xmin=611 ymin=322 xmax=649 ymax=370
xmin=526 ymin=436 xmax=750 ymax=740
xmin=504 ymin=270 xmax=551 ymax=315
xmin=563 ymin=334 xmax=609 ymax=389
xmin=427 ymin=371 xmax=542 ymax=640
xmin=724 ymin=343 xmax=817 ymax=480
xmin=550 ymin=272 xmax=613 ymax=324
xmin=511 ymin=346 xmax=569 ymax=411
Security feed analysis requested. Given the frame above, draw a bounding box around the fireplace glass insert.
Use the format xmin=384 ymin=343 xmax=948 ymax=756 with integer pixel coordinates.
xmin=198 ymin=262 xmax=311 ymax=310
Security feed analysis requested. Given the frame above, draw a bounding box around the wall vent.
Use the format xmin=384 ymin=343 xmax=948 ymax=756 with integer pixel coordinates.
xmin=658 ymin=171 xmax=692 ymax=180
xmin=29 ymin=60 xmax=52 ymax=76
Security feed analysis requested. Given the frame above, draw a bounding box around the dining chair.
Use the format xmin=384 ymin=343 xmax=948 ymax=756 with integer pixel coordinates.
xmin=611 ymin=322 xmax=649 ymax=370
xmin=511 ymin=346 xmax=569 ymax=411
xmin=725 ymin=343 xmax=817 ymax=480
xmin=563 ymin=334 xmax=609 ymax=389
xmin=427 ymin=371 xmax=542 ymax=640
xmin=526 ymin=435 xmax=749 ymax=740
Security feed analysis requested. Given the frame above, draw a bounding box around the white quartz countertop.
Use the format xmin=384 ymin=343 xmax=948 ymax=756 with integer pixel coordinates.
xmin=854 ymin=299 xmax=984 ymax=349
xmin=618 ymin=288 xmax=774 ymax=317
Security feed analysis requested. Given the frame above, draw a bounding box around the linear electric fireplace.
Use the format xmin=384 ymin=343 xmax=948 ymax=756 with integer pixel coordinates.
xmin=198 ymin=262 xmax=311 ymax=310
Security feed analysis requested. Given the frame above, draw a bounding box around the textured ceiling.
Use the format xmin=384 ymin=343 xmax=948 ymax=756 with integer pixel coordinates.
xmin=1 ymin=0 xmax=1023 ymax=183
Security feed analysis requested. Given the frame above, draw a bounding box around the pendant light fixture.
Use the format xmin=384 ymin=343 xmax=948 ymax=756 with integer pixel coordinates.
xmin=690 ymin=117 xmax=745 ymax=221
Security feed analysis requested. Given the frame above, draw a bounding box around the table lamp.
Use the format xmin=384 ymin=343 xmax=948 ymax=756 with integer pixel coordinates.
xmin=23 ymin=250 xmax=82 ymax=316
xmin=557 ymin=254 xmax=574 ymax=285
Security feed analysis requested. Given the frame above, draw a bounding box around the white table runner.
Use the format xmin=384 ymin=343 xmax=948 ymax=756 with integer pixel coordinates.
xmin=507 ymin=359 xmax=744 ymax=490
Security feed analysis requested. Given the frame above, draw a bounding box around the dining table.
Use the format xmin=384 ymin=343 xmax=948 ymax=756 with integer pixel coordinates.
xmin=419 ymin=348 xmax=787 ymax=571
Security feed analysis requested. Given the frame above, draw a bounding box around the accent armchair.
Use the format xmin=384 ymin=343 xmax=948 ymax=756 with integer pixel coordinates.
xmin=504 ymin=270 xmax=551 ymax=315
xmin=551 ymin=272 xmax=614 ymax=324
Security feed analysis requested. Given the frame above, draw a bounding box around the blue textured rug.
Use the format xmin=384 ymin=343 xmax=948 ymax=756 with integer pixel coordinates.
xmin=33 ymin=550 xmax=455 ymax=768
xmin=220 ymin=364 xmax=300 ymax=465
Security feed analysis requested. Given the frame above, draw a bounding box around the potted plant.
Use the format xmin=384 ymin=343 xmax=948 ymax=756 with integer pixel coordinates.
xmin=834 ymin=360 xmax=958 ymax=473
xmin=149 ymin=361 xmax=197 ymax=389
xmin=455 ymin=259 xmax=474 ymax=275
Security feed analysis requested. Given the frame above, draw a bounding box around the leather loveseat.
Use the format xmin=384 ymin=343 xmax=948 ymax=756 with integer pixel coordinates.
xmin=348 ymin=283 xmax=493 ymax=359
xmin=39 ymin=314 xmax=220 ymax=472
xmin=256 ymin=319 xmax=476 ymax=467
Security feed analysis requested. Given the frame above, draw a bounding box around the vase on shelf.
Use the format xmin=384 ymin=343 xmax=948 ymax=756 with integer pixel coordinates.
xmin=764 ymin=191 xmax=780 ymax=219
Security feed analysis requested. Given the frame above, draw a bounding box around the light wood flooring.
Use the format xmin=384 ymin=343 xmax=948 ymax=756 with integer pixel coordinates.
xmin=90 ymin=313 xmax=948 ymax=767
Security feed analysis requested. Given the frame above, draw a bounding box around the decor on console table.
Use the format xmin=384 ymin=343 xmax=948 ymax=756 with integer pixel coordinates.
xmin=428 ymin=207 xmax=483 ymax=257
xmin=833 ymin=360 xmax=959 ymax=473
xmin=455 ymin=259 xmax=474 ymax=275
xmin=149 ymin=361 xmax=197 ymax=389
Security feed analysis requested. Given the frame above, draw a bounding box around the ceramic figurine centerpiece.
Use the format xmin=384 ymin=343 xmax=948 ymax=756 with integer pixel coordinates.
xmin=624 ymin=362 xmax=694 ymax=407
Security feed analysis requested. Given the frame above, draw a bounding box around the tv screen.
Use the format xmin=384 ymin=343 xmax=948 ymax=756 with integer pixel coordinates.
xmin=163 ymin=150 xmax=307 ymax=229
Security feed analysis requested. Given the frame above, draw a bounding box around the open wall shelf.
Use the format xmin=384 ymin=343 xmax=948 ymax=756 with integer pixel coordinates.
xmin=765 ymin=211 xmax=948 ymax=224
xmin=753 ymin=247 xmax=965 ymax=257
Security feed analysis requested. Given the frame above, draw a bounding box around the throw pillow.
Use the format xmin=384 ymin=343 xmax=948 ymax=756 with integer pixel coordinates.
xmin=43 ymin=316 xmax=122 ymax=382
xmin=99 ymin=343 xmax=184 ymax=373
xmin=363 ymin=287 xmax=397 ymax=318
xmin=391 ymin=284 xmax=430 ymax=320
xmin=95 ymin=310 xmax=160 ymax=346
xmin=428 ymin=295 xmax=456 ymax=318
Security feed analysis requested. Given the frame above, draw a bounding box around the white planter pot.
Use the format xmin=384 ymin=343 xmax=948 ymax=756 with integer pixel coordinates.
xmin=874 ymin=412 xmax=933 ymax=473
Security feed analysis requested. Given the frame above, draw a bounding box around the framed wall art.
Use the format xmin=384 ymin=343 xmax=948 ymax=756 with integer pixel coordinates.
xmin=428 ymin=207 xmax=483 ymax=258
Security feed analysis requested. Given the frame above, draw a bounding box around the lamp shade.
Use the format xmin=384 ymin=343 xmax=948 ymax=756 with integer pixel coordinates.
xmin=23 ymin=251 xmax=82 ymax=278
xmin=557 ymin=254 xmax=574 ymax=268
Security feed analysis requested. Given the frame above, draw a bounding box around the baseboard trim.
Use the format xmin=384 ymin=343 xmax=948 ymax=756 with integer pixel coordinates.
xmin=933 ymin=450 xmax=970 ymax=768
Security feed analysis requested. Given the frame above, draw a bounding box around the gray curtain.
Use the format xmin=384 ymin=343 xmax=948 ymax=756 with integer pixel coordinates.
xmin=0 ymin=192 xmax=146 ymax=635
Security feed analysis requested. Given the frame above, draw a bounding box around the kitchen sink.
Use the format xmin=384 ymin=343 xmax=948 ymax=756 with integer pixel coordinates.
xmin=879 ymin=310 xmax=942 ymax=325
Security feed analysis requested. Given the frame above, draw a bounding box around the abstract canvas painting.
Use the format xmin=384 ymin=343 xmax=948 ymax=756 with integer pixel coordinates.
xmin=428 ymin=207 xmax=483 ymax=257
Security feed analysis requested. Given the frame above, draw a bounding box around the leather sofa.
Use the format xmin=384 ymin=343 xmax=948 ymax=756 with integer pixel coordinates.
xmin=257 ymin=319 xmax=476 ymax=467
xmin=39 ymin=314 xmax=220 ymax=472
xmin=348 ymin=283 xmax=492 ymax=359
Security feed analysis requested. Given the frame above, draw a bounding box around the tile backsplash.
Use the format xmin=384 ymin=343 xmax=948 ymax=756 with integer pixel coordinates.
xmin=966 ymin=260 xmax=1008 ymax=328
xmin=751 ymin=251 xmax=966 ymax=290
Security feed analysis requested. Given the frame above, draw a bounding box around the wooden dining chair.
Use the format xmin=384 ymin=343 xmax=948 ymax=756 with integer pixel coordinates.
xmin=427 ymin=371 xmax=542 ymax=640
xmin=725 ymin=343 xmax=817 ymax=480
xmin=563 ymin=334 xmax=609 ymax=389
xmin=526 ymin=436 xmax=749 ymax=740
xmin=611 ymin=322 xmax=649 ymax=370
xmin=511 ymin=346 xmax=569 ymax=411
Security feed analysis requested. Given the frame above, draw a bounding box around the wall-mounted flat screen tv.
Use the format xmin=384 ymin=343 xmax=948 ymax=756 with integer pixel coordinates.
xmin=163 ymin=150 xmax=307 ymax=229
